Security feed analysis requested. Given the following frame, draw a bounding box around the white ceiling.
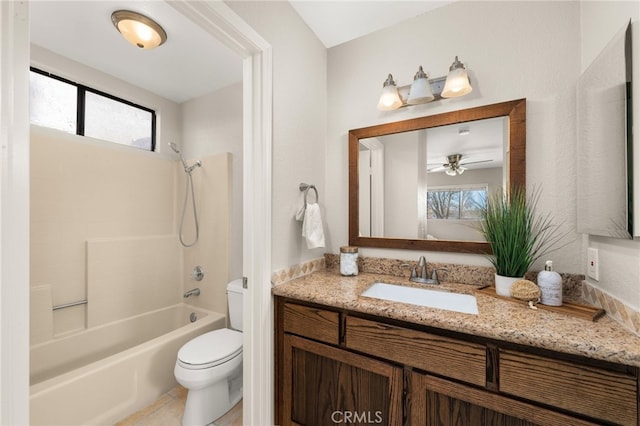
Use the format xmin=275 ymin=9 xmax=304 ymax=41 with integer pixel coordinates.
xmin=289 ymin=1 xmax=454 ymax=48
xmin=425 ymin=117 xmax=506 ymax=172
xmin=30 ymin=1 xmax=243 ymax=103
xmin=29 ymin=1 xmax=454 ymax=103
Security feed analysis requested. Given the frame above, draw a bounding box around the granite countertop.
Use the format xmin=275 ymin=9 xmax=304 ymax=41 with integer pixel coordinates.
xmin=272 ymin=270 xmax=640 ymax=368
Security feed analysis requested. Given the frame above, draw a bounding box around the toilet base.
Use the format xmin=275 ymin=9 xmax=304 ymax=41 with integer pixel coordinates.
xmin=179 ymin=362 xmax=243 ymax=426
xmin=182 ymin=382 xmax=241 ymax=426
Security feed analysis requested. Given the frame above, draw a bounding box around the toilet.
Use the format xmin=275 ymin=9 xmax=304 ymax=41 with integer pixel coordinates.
xmin=174 ymin=279 xmax=244 ymax=426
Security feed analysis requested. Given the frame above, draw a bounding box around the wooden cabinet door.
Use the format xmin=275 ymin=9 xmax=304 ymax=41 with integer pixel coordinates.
xmin=410 ymin=372 xmax=600 ymax=426
xmin=281 ymin=334 xmax=403 ymax=426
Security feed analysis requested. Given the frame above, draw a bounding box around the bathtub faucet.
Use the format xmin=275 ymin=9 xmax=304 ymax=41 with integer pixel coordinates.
xmin=183 ymin=288 xmax=201 ymax=298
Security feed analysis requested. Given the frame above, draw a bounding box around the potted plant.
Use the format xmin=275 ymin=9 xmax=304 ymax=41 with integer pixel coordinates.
xmin=480 ymin=186 xmax=565 ymax=296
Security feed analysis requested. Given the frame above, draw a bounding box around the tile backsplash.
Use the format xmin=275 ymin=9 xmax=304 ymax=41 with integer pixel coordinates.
xmin=583 ymin=283 xmax=640 ymax=336
xmin=271 ymin=257 xmax=325 ymax=286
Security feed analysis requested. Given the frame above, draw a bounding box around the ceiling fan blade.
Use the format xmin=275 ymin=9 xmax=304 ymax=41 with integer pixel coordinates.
xmin=460 ymin=159 xmax=493 ymax=166
xmin=427 ymin=166 xmax=447 ymax=172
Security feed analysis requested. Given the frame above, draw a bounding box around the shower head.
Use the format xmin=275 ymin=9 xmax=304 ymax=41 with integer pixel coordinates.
xmin=169 ymin=142 xmax=181 ymax=154
xmin=169 ymin=142 xmax=188 ymax=170
xmin=169 ymin=142 xmax=201 ymax=174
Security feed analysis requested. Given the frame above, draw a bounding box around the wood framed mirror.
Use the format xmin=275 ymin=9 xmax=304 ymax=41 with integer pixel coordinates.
xmin=349 ymin=98 xmax=526 ymax=254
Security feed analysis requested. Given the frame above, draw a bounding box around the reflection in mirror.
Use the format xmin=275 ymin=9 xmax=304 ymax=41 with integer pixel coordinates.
xmin=349 ymin=99 xmax=526 ymax=254
xmin=359 ymin=117 xmax=506 ymax=242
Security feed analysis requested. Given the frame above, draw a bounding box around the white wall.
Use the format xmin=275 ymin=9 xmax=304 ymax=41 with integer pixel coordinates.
xmin=327 ymin=1 xmax=583 ymax=271
xmin=227 ymin=1 xmax=327 ymax=271
xmin=580 ymin=2 xmax=640 ymax=310
xmin=383 ymin=131 xmax=418 ymax=238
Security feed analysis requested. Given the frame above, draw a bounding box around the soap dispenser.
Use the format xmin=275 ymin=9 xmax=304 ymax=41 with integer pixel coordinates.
xmin=538 ymin=260 xmax=562 ymax=306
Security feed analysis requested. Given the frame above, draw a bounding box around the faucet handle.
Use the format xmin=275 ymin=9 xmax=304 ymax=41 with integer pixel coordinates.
xmin=430 ymin=268 xmax=449 ymax=284
xmin=410 ymin=267 xmax=418 ymax=279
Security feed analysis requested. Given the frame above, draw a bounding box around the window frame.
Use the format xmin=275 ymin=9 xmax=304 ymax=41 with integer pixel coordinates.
xmin=30 ymin=66 xmax=157 ymax=151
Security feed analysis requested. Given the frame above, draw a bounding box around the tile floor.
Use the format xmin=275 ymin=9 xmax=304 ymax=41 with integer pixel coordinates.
xmin=116 ymin=386 xmax=242 ymax=426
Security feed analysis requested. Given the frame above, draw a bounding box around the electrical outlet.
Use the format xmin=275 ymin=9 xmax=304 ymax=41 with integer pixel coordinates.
xmin=587 ymin=248 xmax=599 ymax=281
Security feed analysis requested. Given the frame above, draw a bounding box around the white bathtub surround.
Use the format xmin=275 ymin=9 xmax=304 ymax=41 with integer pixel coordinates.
xmin=180 ymin=153 xmax=232 ymax=317
xmin=86 ymin=235 xmax=181 ymax=327
xmin=30 ymin=128 xmax=177 ymax=339
xmin=30 ymin=285 xmax=54 ymax=344
xmin=30 ymin=304 xmax=224 ymax=426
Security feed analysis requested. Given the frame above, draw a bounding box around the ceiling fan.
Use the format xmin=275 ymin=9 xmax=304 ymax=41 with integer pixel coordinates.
xmin=428 ymin=154 xmax=492 ymax=176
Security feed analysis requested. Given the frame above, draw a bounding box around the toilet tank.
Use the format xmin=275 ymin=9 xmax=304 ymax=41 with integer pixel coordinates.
xmin=226 ymin=279 xmax=244 ymax=331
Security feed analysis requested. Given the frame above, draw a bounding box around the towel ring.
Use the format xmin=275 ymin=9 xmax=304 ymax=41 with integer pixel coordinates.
xmin=299 ymin=183 xmax=319 ymax=204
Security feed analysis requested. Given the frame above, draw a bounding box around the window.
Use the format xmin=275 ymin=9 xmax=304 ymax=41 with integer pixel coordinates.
xmin=29 ymin=67 xmax=156 ymax=151
xmin=427 ymin=185 xmax=488 ymax=220
xmin=29 ymin=70 xmax=77 ymax=134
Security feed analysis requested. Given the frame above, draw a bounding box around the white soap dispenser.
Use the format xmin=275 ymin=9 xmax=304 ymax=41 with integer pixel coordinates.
xmin=538 ymin=260 xmax=562 ymax=306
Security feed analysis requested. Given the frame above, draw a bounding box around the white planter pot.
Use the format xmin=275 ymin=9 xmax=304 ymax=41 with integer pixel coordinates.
xmin=495 ymin=274 xmax=522 ymax=297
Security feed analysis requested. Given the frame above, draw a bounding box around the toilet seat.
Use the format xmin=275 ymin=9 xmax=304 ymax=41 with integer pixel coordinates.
xmin=177 ymin=328 xmax=242 ymax=370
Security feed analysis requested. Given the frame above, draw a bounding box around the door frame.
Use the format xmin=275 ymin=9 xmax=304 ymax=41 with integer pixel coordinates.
xmin=0 ymin=1 xmax=274 ymax=423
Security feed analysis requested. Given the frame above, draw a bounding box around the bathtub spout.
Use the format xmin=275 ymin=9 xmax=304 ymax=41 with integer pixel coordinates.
xmin=184 ymin=288 xmax=201 ymax=298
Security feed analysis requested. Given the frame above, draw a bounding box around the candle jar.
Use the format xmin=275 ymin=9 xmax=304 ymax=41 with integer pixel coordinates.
xmin=340 ymin=246 xmax=359 ymax=276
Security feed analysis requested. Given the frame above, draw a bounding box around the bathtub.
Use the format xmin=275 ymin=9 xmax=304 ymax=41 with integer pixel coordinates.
xmin=30 ymin=303 xmax=225 ymax=426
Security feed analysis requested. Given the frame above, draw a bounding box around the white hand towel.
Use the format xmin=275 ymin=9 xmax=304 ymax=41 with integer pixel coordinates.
xmin=301 ymin=203 xmax=325 ymax=249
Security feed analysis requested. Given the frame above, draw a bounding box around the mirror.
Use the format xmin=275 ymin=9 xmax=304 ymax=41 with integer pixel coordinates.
xmin=349 ymin=98 xmax=526 ymax=254
xmin=577 ymin=22 xmax=633 ymax=239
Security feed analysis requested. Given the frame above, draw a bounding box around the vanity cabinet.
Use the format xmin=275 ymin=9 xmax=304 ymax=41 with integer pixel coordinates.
xmin=275 ymin=297 xmax=639 ymax=426
xmin=279 ymin=303 xmax=402 ymax=426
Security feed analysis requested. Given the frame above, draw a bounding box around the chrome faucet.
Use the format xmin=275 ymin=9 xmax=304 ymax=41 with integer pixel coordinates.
xmin=410 ymin=256 xmax=434 ymax=284
xmin=410 ymin=256 xmax=449 ymax=285
xmin=183 ymin=288 xmax=201 ymax=298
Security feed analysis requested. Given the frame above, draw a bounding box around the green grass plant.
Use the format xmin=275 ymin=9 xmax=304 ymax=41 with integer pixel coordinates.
xmin=481 ymin=186 xmax=565 ymax=277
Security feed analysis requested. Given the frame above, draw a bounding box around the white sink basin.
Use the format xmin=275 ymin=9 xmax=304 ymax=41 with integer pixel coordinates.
xmin=361 ymin=282 xmax=478 ymax=315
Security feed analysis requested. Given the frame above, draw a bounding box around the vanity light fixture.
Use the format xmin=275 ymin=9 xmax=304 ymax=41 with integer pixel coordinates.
xmin=377 ymin=56 xmax=472 ymax=111
xmin=441 ymin=56 xmax=473 ymax=98
xmin=407 ymin=66 xmax=434 ymax=105
xmin=111 ymin=10 xmax=167 ymax=50
xmin=377 ymin=74 xmax=403 ymax=111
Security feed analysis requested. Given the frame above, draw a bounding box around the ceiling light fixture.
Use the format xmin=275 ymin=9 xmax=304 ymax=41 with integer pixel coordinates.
xmin=111 ymin=10 xmax=167 ymax=50
xmin=377 ymin=56 xmax=473 ymax=111
xmin=445 ymin=154 xmax=466 ymax=176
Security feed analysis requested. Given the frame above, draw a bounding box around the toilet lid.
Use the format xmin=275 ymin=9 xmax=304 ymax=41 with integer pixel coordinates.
xmin=178 ymin=329 xmax=242 ymax=369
